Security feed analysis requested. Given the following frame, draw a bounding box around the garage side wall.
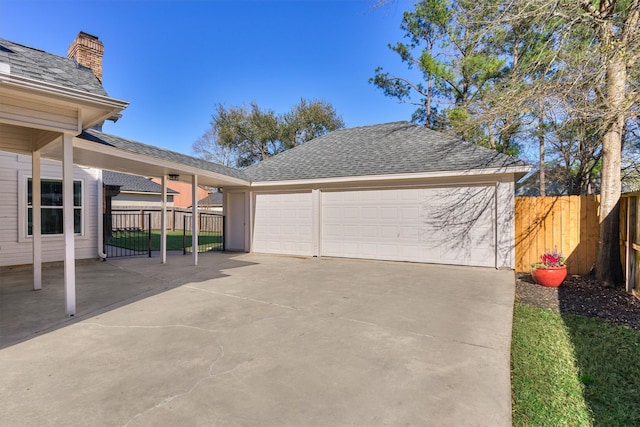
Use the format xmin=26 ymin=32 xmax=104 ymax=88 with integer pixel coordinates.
xmin=224 ymin=190 xmax=249 ymax=251
xmin=496 ymin=177 xmax=516 ymax=269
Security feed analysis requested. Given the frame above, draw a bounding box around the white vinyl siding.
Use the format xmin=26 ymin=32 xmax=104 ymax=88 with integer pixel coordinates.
xmin=0 ymin=152 xmax=100 ymax=267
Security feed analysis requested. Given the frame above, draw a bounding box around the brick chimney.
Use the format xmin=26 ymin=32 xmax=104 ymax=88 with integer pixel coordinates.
xmin=67 ymin=31 xmax=104 ymax=82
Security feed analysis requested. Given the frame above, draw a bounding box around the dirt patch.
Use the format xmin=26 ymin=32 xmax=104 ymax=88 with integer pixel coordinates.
xmin=516 ymin=273 xmax=640 ymax=330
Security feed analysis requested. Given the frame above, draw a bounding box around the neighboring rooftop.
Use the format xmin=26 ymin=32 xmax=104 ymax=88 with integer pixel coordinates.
xmin=243 ymin=121 xmax=529 ymax=182
xmin=0 ymin=37 xmax=107 ymax=96
xmin=102 ymin=171 xmax=178 ymax=194
xmin=198 ymin=191 xmax=223 ymax=206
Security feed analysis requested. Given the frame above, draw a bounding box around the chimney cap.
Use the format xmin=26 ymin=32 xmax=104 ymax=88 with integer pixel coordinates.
xmin=77 ymin=31 xmax=100 ymax=40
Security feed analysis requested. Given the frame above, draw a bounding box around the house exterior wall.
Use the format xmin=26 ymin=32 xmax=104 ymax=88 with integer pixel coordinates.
xmin=150 ymin=178 xmax=208 ymax=208
xmin=111 ymin=192 xmax=174 ymax=208
xmin=0 ymin=152 xmax=100 ymax=267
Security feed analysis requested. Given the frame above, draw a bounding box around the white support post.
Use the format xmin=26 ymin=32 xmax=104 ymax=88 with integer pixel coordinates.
xmin=32 ymin=150 xmax=42 ymax=290
xmin=62 ymin=134 xmax=76 ymax=316
xmin=312 ymin=189 xmax=321 ymax=257
xmin=192 ymin=175 xmax=198 ymax=266
xmin=160 ymin=175 xmax=167 ymax=264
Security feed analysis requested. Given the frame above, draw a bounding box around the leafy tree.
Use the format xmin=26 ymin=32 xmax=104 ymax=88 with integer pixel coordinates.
xmin=514 ymin=0 xmax=639 ymax=284
xmin=193 ymin=99 xmax=344 ymax=168
xmin=370 ymin=0 xmax=505 ymax=135
xmin=280 ymin=99 xmax=345 ymax=148
xmin=373 ymin=0 xmax=640 ymax=283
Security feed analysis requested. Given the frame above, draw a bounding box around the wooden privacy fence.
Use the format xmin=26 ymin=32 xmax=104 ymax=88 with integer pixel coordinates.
xmin=620 ymin=194 xmax=640 ymax=295
xmin=111 ymin=208 xmax=217 ymax=231
xmin=515 ymin=196 xmax=600 ymax=275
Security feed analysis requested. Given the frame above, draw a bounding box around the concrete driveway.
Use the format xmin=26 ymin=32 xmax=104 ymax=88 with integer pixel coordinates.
xmin=0 ymin=253 xmax=515 ymax=426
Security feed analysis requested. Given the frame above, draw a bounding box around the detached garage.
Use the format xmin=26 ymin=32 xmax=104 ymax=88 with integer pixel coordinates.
xmin=224 ymin=122 xmax=530 ymax=269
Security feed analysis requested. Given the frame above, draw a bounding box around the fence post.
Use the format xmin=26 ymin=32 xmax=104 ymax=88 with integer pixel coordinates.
xmin=147 ymin=213 xmax=152 ymax=257
xmin=183 ymin=215 xmax=187 ymax=255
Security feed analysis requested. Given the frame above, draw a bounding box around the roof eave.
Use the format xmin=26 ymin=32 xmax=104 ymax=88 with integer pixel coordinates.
xmin=0 ymin=71 xmax=129 ymax=124
xmin=73 ymin=137 xmax=251 ymax=187
xmin=248 ymin=165 xmax=533 ymax=187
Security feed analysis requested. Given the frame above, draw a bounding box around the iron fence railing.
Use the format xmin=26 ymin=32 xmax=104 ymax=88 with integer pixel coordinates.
xmin=183 ymin=212 xmax=225 ymax=254
xmin=104 ymin=212 xmax=152 ymax=258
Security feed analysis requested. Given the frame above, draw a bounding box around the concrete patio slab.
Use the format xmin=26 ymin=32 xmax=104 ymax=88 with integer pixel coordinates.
xmin=0 ymin=253 xmax=515 ymax=426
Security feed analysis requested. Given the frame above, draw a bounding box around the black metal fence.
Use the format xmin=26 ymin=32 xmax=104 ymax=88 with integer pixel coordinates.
xmin=104 ymin=210 xmax=224 ymax=258
xmin=183 ymin=212 xmax=225 ymax=254
xmin=104 ymin=212 xmax=152 ymax=258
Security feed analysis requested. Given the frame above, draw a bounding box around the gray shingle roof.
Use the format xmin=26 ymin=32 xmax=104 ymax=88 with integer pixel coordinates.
xmin=243 ymin=122 xmax=529 ymax=182
xmin=103 ymin=170 xmax=178 ymax=194
xmin=0 ymin=37 xmax=107 ymax=96
xmin=79 ymin=129 xmax=248 ymax=180
xmin=198 ymin=191 xmax=223 ymax=206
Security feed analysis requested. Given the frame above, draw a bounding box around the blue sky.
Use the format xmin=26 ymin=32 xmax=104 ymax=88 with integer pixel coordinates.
xmin=0 ymin=0 xmax=419 ymax=155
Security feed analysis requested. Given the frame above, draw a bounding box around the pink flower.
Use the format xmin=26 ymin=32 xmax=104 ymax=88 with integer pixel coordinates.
xmin=533 ymin=247 xmax=566 ymax=268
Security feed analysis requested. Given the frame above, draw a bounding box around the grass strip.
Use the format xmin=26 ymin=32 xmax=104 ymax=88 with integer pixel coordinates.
xmin=512 ymin=302 xmax=640 ymax=426
xmin=108 ymin=230 xmax=222 ymax=251
xmin=511 ymin=303 xmax=592 ymax=426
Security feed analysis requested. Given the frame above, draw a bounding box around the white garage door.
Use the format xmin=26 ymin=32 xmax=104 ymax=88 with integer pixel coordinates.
xmin=253 ymin=192 xmax=313 ymax=256
xmin=321 ymin=187 xmax=496 ymax=267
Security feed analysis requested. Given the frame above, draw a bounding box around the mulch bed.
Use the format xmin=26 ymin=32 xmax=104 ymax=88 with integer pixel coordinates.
xmin=516 ymin=273 xmax=640 ymax=331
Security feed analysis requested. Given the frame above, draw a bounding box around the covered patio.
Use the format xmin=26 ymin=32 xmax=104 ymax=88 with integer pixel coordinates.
xmin=0 ymin=65 xmax=248 ymax=316
xmin=0 ymin=252 xmax=255 ymax=348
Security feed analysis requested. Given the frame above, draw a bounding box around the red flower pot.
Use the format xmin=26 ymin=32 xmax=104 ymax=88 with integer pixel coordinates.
xmin=531 ymin=265 xmax=567 ymax=287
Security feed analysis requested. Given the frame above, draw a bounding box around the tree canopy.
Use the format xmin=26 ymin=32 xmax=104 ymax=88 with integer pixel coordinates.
xmin=193 ymin=99 xmax=344 ymax=168
xmin=372 ymin=0 xmax=640 ymax=284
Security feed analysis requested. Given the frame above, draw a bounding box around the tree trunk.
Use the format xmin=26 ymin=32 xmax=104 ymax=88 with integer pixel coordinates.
xmin=538 ymin=98 xmax=546 ymax=197
xmin=595 ymin=56 xmax=625 ymax=285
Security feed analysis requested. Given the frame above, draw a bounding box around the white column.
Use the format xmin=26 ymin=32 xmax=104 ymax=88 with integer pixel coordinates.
xmin=312 ymin=189 xmax=321 ymax=257
xmin=192 ymin=175 xmax=198 ymax=266
xmin=62 ymin=134 xmax=76 ymax=316
xmin=160 ymin=175 xmax=167 ymax=264
xmin=32 ymin=150 xmax=42 ymax=290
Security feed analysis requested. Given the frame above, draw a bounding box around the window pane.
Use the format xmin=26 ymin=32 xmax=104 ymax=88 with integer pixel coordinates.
xmin=27 ymin=208 xmax=32 ymax=235
xmin=42 ymin=208 xmax=63 ymax=234
xmin=28 ymin=179 xmax=32 ymax=206
xmin=41 ymin=180 xmax=63 ymax=207
xmin=74 ymin=182 xmax=82 ymax=207
xmin=74 ymin=208 xmax=81 ymax=233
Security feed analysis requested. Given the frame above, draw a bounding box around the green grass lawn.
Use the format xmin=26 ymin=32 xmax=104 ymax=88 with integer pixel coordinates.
xmin=108 ymin=230 xmax=222 ymax=252
xmin=512 ymin=303 xmax=640 ymax=426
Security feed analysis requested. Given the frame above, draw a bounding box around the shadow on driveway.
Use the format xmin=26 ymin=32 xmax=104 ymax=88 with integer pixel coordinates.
xmin=0 ymin=252 xmax=256 ymax=348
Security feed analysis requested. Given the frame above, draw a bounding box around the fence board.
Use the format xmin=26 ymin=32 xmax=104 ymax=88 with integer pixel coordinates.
xmin=515 ymin=196 xmax=599 ymax=275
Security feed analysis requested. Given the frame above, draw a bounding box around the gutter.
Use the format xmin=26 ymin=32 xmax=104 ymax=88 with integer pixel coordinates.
xmin=248 ymin=165 xmax=533 ymax=188
xmin=0 ymin=68 xmax=129 ymax=110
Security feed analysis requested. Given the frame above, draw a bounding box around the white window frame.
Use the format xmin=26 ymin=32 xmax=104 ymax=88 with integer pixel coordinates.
xmin=18 ymin=172 xmax=85 ymax=242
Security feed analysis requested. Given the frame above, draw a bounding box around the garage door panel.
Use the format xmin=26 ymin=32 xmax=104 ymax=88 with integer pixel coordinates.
xmin=253 ymin=192 xmax=313 ymax=256
xmin=322 ymin=187 xmax=495 ymax=267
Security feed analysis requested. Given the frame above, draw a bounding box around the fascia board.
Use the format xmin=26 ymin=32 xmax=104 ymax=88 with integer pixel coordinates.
xmin=249 ymin=165 xmax=532 ymax=188
xmin=118 ymin=190 xmax=174 ymax=196
xmin=74 ymin=138 xmax=251 ymax=186
xmin=0 ymin=71 xmax=129 ymax=110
